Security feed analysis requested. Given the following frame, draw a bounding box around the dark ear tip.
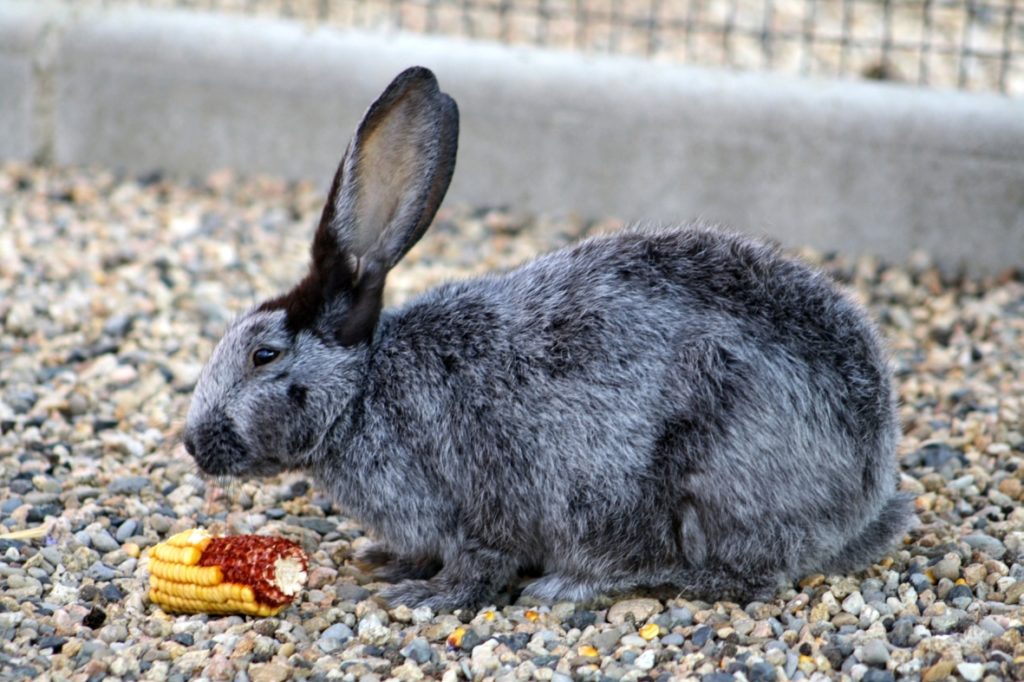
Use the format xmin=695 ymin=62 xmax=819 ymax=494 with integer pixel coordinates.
xmin=394 ymin=66 xmax=440 ymax=91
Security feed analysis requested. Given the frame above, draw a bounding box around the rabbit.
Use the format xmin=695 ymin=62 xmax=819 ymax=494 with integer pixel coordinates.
xmin=183 ymin=66 xmax=914 ymax=611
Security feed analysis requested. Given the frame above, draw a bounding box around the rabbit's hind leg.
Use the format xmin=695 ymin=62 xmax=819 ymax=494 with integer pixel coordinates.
xmin=378 ymin=545 xmax=519 ymax=611
xmin=523 ymin=567 xmax=780 ymax=604
xmin=521 ymin=573 xmax=605 ymax=603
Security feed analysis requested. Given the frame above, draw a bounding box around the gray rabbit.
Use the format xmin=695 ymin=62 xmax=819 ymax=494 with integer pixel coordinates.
xmin=183 ymin=66 xmax=913 ymax=610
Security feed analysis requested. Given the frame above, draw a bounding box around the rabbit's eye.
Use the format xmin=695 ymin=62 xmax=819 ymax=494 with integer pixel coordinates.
xmin=252 ymin=348 xmax=280 ymax=367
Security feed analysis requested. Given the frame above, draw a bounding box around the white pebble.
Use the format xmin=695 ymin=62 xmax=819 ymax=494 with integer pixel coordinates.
xmin=842 ymin=591 xmax=865 ymax=616
xmin=634 ymin=650 xmax=656 ymax=670
xmin=956 ymin=662 xmax=984 ymax=682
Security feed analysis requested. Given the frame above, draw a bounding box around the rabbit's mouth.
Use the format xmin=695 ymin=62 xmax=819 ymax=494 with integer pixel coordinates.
xmin=183 ymin=414 xmax=255 ymax=477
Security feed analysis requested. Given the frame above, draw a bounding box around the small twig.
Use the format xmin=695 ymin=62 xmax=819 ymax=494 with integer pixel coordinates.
xmin=0 ymin=525 xmax=51 ymax=541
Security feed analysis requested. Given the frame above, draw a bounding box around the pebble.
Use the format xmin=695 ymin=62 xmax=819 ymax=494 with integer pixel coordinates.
xmin=108 ymin=476 xmax=150 ymax=496
xmin=317 ymin=622 xmax=353 ymax=652
xmin=115 ymin=519 xmax=138 ymax=542
xmin=606 ymin=598 xmax=662 ymax=625
xmin=633 ymin=650 xmax=655 ymax=671
xmin=357 ymin=613 xmax=390 ymax=646
xmin=947 ymin=584 xmax=974 ymax=609
xmin=248 ymin=662 xmax=290 ymax=682
xmin=668 ymin=606 xmax=693 ymax=626
xmin=86 ymin=562 xmax=117 ymax=582
xmin=842 ymin=591 xmax=865 ymax=616
xmin=99 ymin=624 xmax=128 ymax=643
xmin=590 ymin=628 xmax=623 ymax=652
xmin=956 ymin=662 xmax=985 ymax=681
xmin=401 ymin=637 xmax=433 ymax=664
xmin=748 ymin=662 xmax=777 ymax=682
xmin=932 ymin=554 xmax=961 ymax=581
xmin=859 ymin=639 xmax=889 ymax=666
xmin=962 ymin=534 xmax=1006 ymax=559
xmin=88 ymin=527 xmax=120 ymax=553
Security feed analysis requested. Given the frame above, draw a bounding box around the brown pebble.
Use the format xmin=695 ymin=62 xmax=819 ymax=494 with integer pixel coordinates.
xmin=799 ymin=574 xmax=825 ymax=589
xmin=1005 ymin=581 xmax=1024 ymax=605
xmin=997 ymin=477 xmax=1022 ymax=499
xmin=922 ymin=659 xmax=956 ymax=682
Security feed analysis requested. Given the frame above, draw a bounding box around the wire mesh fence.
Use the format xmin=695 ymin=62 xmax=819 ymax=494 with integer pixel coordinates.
xmin=68 ymin=1 xmax=1024 ymax=95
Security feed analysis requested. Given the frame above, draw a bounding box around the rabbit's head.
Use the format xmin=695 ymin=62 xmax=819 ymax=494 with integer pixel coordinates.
xmin=183 ymin=67 xmax=459 ymax=477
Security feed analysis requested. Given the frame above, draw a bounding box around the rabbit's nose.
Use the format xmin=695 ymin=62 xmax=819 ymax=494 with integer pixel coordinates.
xmin=183 ymin=433 xmax=197 ymax=457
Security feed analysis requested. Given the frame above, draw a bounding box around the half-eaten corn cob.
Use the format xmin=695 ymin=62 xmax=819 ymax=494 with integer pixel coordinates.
xmin=148 ymin=528 xmax=308 ymax=617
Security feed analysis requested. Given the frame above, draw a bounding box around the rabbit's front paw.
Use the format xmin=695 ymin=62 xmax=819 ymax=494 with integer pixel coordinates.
xmin=353 ymin=542 xmax=442 ymax=582
xmin=352 ymin=541 xmax=395 ymax=569
xmin=378 ymin=578 xmax=488 ymax=612
xmin=375 ymin=556 xmax=443 ymax=582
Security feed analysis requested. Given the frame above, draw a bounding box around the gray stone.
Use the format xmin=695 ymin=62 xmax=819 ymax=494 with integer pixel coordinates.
xmin=978 ymin=616 xmax=1006 ymax=637
xmin=859 ymin=639 xmax=889 ymax=666
xmin=889 ymin=617 xmax=919 ymax=648
xmin=590 ymin=628 xmax=623 ymax=652
xmin=108 ymin=476 xmax=150 ymax=495
xmin=321 ymin=623 xmax=352 ymax=642
xmin=400 ymin=637 xmax=432 ymax=664
xmin=98 ymin=623 xmax=128 ymax=643
xmin=86 ymin=562 xmax=116 ymax=582
xmin=930 ymin=608 xmax=968 ymax=634
xmin=947 ymin=584 xmax=973 ymax=610
xmin=962 ymin=534 xmax=1006 ymax=558
xmin=661 ymin=633 xmax=685 ymax=647
xmin=932 ymin=554 xmax=961 ymax=581
xmin=335 ymin=583 xmax=371 ymax=602
xmin=784 ymin=651 xmax=799 ymax=679
xmin=102 ymin=314 xmax=134 ymax=337
xmin=115 ymin=519 xmax=138 ymax=542
xmin=748 ymin=662 xmax=777 ymax=682
xmin=6 ymin=388 xmax=36 ymax=413
xmin=668 ymin=606 xmax=693 ymax=627
xmin=40 ymin=546 xmax=62 ymax=567
xmin=88 ymin=528 xmax=120 ymax=553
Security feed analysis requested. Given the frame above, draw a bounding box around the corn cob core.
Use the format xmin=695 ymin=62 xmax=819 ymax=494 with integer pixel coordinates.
xmin=148 ymin=529 xmax=308 ymax=617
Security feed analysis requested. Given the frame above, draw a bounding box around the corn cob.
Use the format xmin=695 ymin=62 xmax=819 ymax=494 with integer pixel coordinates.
xmin=148 ymin=529 xmax=308 ymax=617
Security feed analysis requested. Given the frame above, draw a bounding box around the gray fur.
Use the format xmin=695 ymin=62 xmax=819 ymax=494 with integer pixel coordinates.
xmin=183 ymin=67 xmax=913 ymax=611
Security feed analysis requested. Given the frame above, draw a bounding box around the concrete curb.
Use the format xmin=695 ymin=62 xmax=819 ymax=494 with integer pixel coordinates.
xmin=2 ymin=1 xmax=1023 ymax=272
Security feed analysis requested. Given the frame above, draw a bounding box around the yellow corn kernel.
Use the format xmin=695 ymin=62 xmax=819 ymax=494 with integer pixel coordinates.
xmin=639 ymin=622 xmax=660 ymax=640
xmin=446 ymin=627 xmax=466 ymax=648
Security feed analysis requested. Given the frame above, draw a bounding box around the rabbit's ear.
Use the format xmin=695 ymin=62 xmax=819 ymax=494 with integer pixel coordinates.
xmin=263 ymin=67 xmax=457 ymax=346
xmin=315 ymin=66 xmax=458 ymax=344
xmin=328 ymin=66 xmax=458 ymax=275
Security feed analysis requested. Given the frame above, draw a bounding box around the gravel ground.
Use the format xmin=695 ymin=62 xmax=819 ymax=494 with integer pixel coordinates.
xmin=1 ymin=162 xmax=1023 ymax=682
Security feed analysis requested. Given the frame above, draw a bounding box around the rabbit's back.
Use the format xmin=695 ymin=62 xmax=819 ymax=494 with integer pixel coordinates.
xmin=364 ymin=225 xmax=905 ymax=595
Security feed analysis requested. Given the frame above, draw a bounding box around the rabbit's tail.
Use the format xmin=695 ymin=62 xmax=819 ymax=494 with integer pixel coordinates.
xmin=823 ymin=492 xmax=916 ymax=574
